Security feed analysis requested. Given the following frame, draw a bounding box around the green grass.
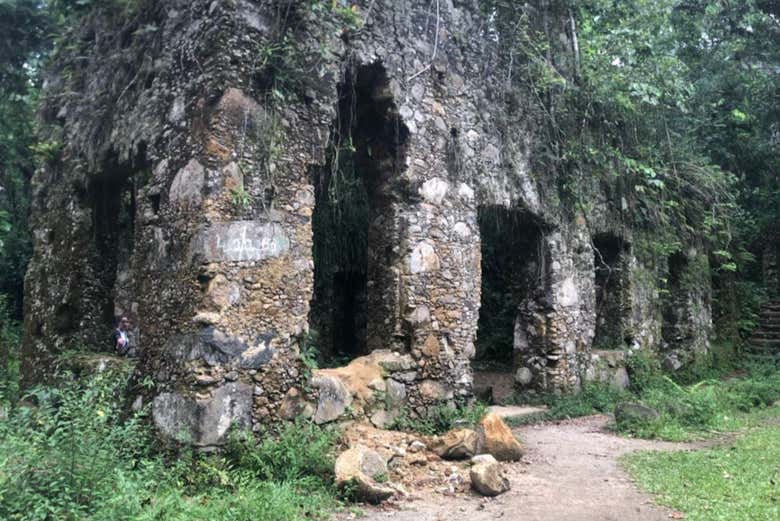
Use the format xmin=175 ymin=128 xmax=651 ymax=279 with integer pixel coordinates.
xmin=624 ymin=417 xmax=780 ymax=521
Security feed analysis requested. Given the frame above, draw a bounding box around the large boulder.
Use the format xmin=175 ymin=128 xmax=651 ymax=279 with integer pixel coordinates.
xmin=469 ymin=454 xmax=510 ymax=496
xmin=476 ymin=412 xmax=524 ymax=461
xmin=152 ymin=382 xmax=253 ymax=447
xmin=429 ymin=428 xmax=478 ymax=460
xmin=334 ymin=445 xmax=395 ymax=504
xmin=614 ymin=402 xmax=660 ymax=425
xmin=311 ymin=374 xmax=353 ymax=424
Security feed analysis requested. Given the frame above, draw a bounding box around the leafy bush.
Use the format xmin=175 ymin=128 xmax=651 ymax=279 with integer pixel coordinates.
xmin=0 ymin=295 xmax=21 ymax=406
xmin=390 ymin=400 xmax=488 ymax=435
xmin=616 ymin=362 xmax=780 ymax=440
xmin=0 ymin=370 xmax=340 ymax=520
xmin=225 ymin=420 xmax=338 ymax=484
xmin=625 ymin=349 xmax=665 ymax=394
xmin=0 ymin=368 xmax=157 ymax=520
xmin=546 ymin=381 xmax=631 ymax=420
xmin=723 ymin=367 xmax=780 ymax=412
xmin=505 ymin=348 xmax=779 ymax=440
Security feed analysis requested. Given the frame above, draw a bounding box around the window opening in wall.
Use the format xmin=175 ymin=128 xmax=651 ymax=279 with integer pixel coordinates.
xmin=308 ymin=63 xmax=409 ymax=366
xmin=473 ymin=205 xmax=544 ymax=403
xmin=592 ymin=233 xmax=630 ymax=349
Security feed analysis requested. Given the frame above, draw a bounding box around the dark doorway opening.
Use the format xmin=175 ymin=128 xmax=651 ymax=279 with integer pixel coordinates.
xmin=662 ymin=251 xmax=689 ymax=347
xmin=308 ymin=63 xmax=408 ymax=365
xmin=474 ymin=205 xmax=545 ymax=402
xmin=592 ymin=233 xmax=630 ymax=349
xmin=84 ymin=150 xmax=145 ymax=346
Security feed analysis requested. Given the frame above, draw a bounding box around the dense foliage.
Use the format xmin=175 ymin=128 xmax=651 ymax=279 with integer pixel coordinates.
xmin=483 ymin=0 xmax=778 ymax=338
xmin=0 ymin=363 xmax=339 ymax=520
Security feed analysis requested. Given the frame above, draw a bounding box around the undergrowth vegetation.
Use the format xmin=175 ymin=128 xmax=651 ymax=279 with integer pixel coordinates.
xmin=507 ymin=346 xmax=780 ymax=442
xmin=389 ymin=399 xmax=489 ymax=436
xmin=0 ymin=364 xmax=340 ymax=521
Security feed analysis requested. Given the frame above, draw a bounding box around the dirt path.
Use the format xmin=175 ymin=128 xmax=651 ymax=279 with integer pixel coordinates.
xmin=345 ymin=415 xmax=691 ymax=521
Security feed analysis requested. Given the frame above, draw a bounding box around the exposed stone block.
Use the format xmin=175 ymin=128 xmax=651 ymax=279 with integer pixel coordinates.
xmin=152 ymin=382 xmax=253 ymax=447
xmin=169 ymin=159 xmax=205 ymax=206
xmin=470 ymin=454 xmax=510 ymax=496
xmin=311 ymin=374 xmax=353 ymax=424
xmin=410 ymin=242 xmax=440 ymax=274
xmin=334 ymin=445 xmax=395 ymax=504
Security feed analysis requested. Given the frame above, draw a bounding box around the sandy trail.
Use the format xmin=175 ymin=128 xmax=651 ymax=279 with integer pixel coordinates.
xmin=346 ymin=415 xmax=690 ymax=521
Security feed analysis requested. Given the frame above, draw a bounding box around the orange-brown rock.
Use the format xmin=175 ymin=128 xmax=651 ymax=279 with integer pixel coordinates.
xmin=422 ymin=334 xmax=441 ymax=357
xmin=429 ymin=428 xmax=477 ymax=460
xmin=476 ymin=412 xmax=524 ymax=461
xmin=334 ymin=445 xmax=395 ymax=504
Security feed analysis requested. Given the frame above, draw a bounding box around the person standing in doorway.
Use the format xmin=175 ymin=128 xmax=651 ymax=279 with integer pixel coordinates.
xmin=112 ymin=315 xmax=132 ymax=356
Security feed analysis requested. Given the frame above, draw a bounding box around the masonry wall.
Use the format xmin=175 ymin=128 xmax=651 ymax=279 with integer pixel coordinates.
xmin=23 ymin=0 xmax=713 ymax=447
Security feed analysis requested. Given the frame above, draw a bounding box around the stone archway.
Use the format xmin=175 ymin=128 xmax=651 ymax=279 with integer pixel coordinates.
xmin=308 ymin=62 xmax=409 ymax=365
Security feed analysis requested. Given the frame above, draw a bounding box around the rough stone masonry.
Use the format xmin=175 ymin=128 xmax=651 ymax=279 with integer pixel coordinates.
xmin=22 ymin=0 xmax=712 ymax=447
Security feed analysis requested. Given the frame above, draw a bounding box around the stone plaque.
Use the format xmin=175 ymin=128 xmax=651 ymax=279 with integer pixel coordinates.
xmin=190 ymin=221 xmax=290 ymax=262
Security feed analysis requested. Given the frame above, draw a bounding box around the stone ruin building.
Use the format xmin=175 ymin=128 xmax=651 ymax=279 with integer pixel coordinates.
xmin=21 ymin=0 xmax=712 ymax=447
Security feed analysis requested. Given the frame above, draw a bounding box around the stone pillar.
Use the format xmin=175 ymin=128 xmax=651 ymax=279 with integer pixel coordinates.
xmin=402 ymin=178 xmax=481 ymax=402
xmin=145 ymin=88 xmax=321 ymax=446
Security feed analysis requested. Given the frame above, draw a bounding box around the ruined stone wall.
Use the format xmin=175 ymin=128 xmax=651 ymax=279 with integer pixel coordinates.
xmin=23 ymin=0 xmax=714 ymax=445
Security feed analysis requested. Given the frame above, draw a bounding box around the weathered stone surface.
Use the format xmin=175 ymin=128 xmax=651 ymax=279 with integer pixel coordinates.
xmin=152 ymin=382 xmax=253 ymax=446
xmin=334 ymin=445 xmax=395 ymax=504
xmin=163 ymin=327 xmax=275 ymax=370
xmin=238 ymin=340 xmax=275 ymax=370
xmin=514 ymin=366 xmax=533 ymax=385
xmin=614 ymin=402 xmax=660 ymax=425
xmin=405 ymin=305 xmax=431 ymax=327
xmin=429 ymin=428 xmax=477 ymax=460
xmin=278 ymin=387 xmax=314 ymax=420
xmin=476 ymin=413 xmax=524 ymax=461
xmin=372 ymin=350 xmax=415 ymax=372
xmin=409 ymin=242 xmax=440 ymax=274
xmin=369 ymin=409 xmax=394 ymax=429
xmin=408 ymin=440 xmax=426 ymax=453
xmin=189 ymin=221 xmax=290 ymax=263
xmin=169 ymin=159 xmax=205 ymax=206
xmin=311 ymin=374 xmax=353 ymax=424
xmin=199 ymin=326 xmax=247 ymax=362
xmin=386 ymin=379 xmax=407 ymax=407
xmin=151 ymin=392 xmax=199 ymax=444
xmin=205 ymin=274 xmax=241 ymax=310
xmin=611 ymin=367 xmax=631 ymax=390
xmin=419 ymin=379 xmax=447 ymax=401
xmin=469 ymin=454 xmax=510 ymax=496
xmin=422 ymin=334 xmax=441 ymax=357
xmin=662 ymin=352 xmax=684 ymax=372
xmin=420 ymin=177 xmax=449 ymax=204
